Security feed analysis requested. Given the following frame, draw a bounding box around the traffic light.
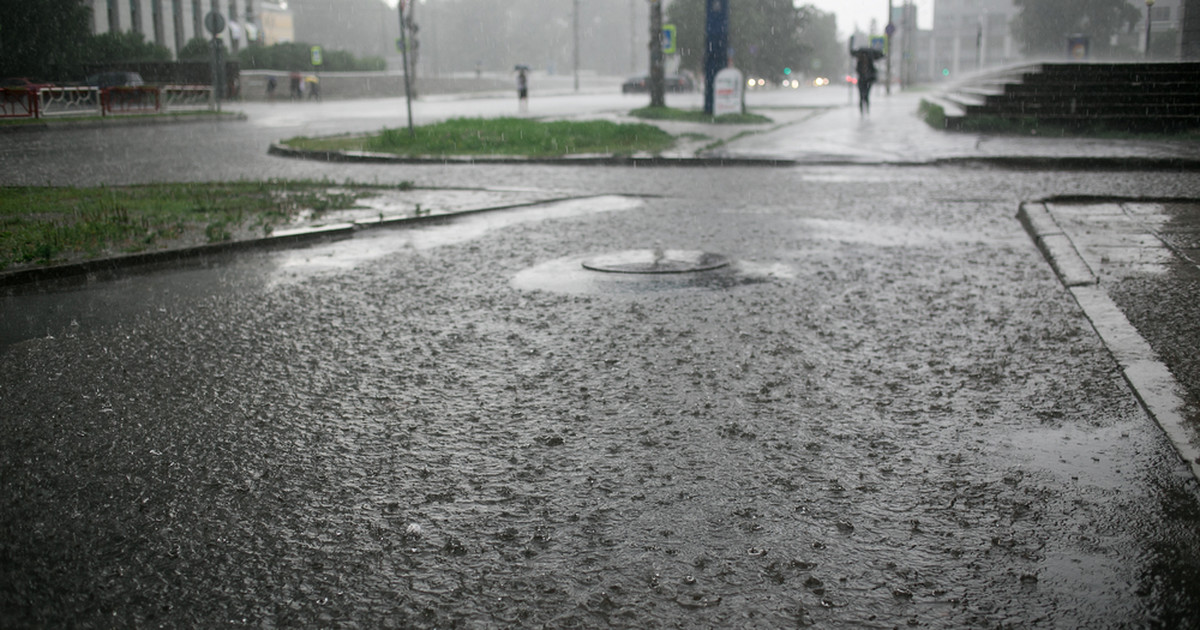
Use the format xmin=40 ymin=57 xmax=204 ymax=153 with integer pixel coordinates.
xmin=783 ymin=67 xmax=792 ymax=75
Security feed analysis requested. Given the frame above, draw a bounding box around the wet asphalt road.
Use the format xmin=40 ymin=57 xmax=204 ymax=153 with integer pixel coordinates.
xmin=3 ymin=99 xmax=1200 ymax=628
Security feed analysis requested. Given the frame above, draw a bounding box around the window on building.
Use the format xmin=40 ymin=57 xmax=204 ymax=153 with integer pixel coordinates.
xmin=193 ymin=0 xmax=203 ymax=39
xmin=108 ymin=0 xmax=121 ymax=31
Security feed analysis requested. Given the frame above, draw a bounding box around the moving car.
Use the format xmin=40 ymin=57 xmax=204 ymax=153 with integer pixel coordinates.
xmin=1 ymin=77 xmax=55 ymax=92
xmin=85 ymin=71 xmax=145 ymax=89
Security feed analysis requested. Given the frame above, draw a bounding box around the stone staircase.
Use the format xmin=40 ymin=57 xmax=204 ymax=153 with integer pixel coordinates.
xmin=928 ymin=62 xmax=1200 ymax=133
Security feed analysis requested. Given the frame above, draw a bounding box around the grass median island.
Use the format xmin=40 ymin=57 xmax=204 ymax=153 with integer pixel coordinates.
xmin=0 ymin=180 xmax=410 ymax=270
xmin=283 ymin=117 xmax=677 ymax=157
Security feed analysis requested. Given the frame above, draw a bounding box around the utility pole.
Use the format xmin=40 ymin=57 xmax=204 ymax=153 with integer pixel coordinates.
xmin=398 ymin=0 xmax=414 ymax=137
xmin=886 ymin=0 xmax=893 ymax=95
xmin=574 ymin=0 xmax=580 ymax=92
xmin=649 ymin=0 xmax=665 ymax=107
xmin=703 ymin=0 xmax=729 ymax=114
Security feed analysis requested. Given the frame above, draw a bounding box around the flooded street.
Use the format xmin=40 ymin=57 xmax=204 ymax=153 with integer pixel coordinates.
xmin=3 ymin=96 xmax=1200 ymax=627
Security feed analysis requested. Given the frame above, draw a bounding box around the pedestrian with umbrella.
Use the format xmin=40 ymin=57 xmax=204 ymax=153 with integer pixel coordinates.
xmin=515 ymin=65 xmax=530 ymax=113
xmin=851 ymin=47 xmax=884 ymax=116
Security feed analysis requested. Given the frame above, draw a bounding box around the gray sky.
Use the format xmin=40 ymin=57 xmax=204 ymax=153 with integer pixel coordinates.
xmin=805 ymin=0 xmax=935 ymax=38
xmin=391 ymin=0 xmax=936 ymax=42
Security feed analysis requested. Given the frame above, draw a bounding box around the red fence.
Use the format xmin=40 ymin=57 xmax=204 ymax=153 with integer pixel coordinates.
xmin=0 ymin=85 xmax=212 ymax=119
xmin=1 ymin=89 xmax=39 ymax=118
xmin=101 ymin=86 xmax=160 ymax=115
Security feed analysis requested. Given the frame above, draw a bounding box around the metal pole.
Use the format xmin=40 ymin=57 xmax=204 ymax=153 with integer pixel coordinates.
xmin=574 ymin=0 xmax=580 ymax=92
xmin=1145 ymin=0 xmax=1155 ymax=58
xmin=650 ymin=0 xmax=665 ymax=107
xmin=399 ymin=1 xmax=415 ymax=137
xmin=703 ymin=0 xmax=729 ymax=114
xmin=886 ymin=0 xmax=893 ymax=94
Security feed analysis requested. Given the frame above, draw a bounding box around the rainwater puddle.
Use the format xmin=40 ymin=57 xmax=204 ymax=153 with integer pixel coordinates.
xmin=294 ymin=188 xmax=566 ymax=227
xmin=512 ymin=254 xmax=793 ymax=295
xmin=267 ymin=195 xmax=642 ymax=283
xmin=797 ymin=217 xmax=994 ymax=248
xmin=1003 ymin=424 xmax=1135 ymax=491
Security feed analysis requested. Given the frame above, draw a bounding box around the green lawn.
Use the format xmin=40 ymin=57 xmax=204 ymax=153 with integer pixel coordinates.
xmin=0 ymin=180 xmax=409 ymax=270
xmin=283 ymin=117 xmax=677 ymax=157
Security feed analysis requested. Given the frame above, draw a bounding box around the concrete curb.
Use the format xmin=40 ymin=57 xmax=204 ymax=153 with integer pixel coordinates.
xmin=0 ymin=194 xmax=601 ymax=292
xmin=268 ymin=143 xmax=1200 ymax=171
xmin=0 ymin=111 xmax=247 ymax=134
xmin=1019 ymin=200 xmax=1200 ymax=483
xmin=266 ymin=144 xmax=796 ymax=168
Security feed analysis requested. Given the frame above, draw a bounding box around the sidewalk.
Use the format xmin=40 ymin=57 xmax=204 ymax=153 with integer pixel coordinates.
xmin=713 ymin=90 xmax=1200 ymax=165
xmin=1022 ymin=199 xmax=1200 ymax=479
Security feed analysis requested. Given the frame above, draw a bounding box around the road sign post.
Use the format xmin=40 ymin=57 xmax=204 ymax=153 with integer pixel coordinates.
xmin=703 ymin=0 xmax=730 ymax=114
xmin=398 ymin=0 xmax=415 ymax=137
xmin=204 ymin=12 xmax=227 ymax=108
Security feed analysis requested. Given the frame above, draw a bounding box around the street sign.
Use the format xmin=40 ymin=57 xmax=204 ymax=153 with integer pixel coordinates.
xmin=885 ymin=22 xmax=896 ymax=36
xmin=310 ymin=46 xmax=323 ymax=67
xmin=713 ymin=67 xmax=743 ymax=116
xmin=204 ymin=11 xmax=226 ymax=36
xmin=662 ymin=24 xmax=677 ymax=54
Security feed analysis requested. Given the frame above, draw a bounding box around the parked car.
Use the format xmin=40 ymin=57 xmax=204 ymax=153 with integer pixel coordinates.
xmin=621 ymin=74 xmax=695 ymax=94
xmin=86 ymin=71 xmax=145 ymax=89
xmin=1 ymin=77 xmax=55 ymax=92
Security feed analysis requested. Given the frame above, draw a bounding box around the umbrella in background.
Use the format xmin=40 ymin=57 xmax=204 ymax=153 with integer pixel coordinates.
xmin=851 ymin=48 xmax=885 ymax=61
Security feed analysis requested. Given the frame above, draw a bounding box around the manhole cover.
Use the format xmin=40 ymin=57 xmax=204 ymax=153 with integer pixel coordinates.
xmin=582 ymin=249 xmax=730 ymax=274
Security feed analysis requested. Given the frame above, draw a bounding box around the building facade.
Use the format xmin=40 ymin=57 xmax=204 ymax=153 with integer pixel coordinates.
xmin=929 ymin=0 xmax=1190 ymax=77
xmin=85 ymin=0 xmax=289 ymax=56
xmin=930 ymin=0 xmax=1020 ymax=80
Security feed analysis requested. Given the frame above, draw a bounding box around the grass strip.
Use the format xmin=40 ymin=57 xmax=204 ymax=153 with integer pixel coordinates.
xmin=629 ymin=106 xmax=772 ymax=125
xmin=0 ymin=179 xmax=410 ymax=270
xmin=284 ymin=117 xmax=676 ymax=157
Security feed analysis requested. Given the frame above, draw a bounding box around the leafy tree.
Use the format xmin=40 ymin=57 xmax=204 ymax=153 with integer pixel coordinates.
xmin=237 ymin=42 xmax=385 ymax=72
xmin=1013 ymin=0 xmax=1142 ymax=57
xmin=667 ymin=0 xmax=827 ymax=81
xmin=178 ymin=36 xmax=224 ymax=61
xmin=796 ymin=8 xmax=842 ymax=79
xmin=0 ymin=0 xmax=92 ymax=79
xmin=86 ymin=31 xmax=173 ymax=64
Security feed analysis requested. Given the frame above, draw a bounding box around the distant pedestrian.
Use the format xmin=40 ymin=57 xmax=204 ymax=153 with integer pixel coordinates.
xmin=516 ymin=68 xmax=528 ymax=113
xmin=289 ymin=72 xmax=302 ymax=100
xmin=852 ymin=49 xmax=880 ymax=116
xmin=266 ymin=75 xmax=277 ymax=101
xmin=305 ymin=75 xmax=320 ymax=101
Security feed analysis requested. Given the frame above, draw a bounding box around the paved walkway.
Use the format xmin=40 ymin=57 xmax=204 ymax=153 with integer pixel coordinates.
xmin=717 ymin=90 xmax=1200 ymax=164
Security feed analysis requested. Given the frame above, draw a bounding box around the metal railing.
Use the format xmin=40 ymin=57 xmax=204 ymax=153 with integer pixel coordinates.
xmin=0 ymin=85 xmax=214 ymax=119
xmin=1 ymin=89 xmax=39 ymax=118
xmin=37 ymin=87 xmax=103 ymax=118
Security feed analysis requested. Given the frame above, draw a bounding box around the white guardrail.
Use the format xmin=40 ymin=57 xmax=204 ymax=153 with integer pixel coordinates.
xmin=0 ymin=85 xmax=214 ymax=119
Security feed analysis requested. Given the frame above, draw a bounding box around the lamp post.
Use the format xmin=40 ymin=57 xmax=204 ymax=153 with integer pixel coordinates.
xmin=1145 ymin=0 xmax=1155 ymax=58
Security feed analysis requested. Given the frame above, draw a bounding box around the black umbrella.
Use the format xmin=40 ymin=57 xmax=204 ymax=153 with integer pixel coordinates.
xmin=851 ymin=47 xmax=885 ymax=60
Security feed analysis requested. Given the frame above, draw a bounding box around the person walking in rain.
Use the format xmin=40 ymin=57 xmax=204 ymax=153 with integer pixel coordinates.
xmin=516 ymin=67 xmax=529 ymax=113
xmin=851 ymin=48 xmax=882 ymax=116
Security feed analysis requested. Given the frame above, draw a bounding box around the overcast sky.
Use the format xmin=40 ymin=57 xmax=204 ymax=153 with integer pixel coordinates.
xmin=805 ymin=0 xmax=935 ymax=38
xmin=391 ymin=0 xmax=936 ymax=41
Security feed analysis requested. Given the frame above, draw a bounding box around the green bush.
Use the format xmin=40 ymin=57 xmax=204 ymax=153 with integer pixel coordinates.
xmin=237 ymin=42 xmax=385 ymax=72
xmin=178 ymin=36 xmax=224 ymax=61
xmin=86 ymin=31 xmax=172 ymax=64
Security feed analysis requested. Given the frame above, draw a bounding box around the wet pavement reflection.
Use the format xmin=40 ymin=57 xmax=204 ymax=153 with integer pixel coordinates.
xmin=3 ymin=107 xmax=1200 ymax=628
